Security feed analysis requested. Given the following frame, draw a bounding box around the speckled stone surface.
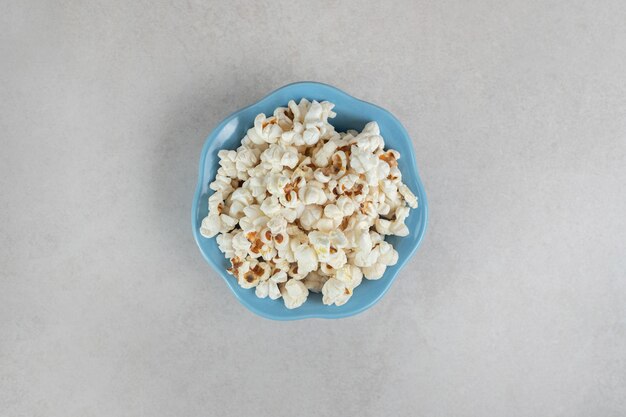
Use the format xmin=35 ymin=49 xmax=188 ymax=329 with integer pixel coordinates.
xmin=2 ymin=1 xmax=625 ymax=416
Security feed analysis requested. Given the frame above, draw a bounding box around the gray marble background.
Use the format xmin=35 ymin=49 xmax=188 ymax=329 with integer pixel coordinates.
xmin=2 ymin=1 xmax=625 ymax=416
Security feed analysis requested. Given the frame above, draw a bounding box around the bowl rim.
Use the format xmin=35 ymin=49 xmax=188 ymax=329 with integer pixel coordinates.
xmin=192 ymin=81 xmax=428 ymax=320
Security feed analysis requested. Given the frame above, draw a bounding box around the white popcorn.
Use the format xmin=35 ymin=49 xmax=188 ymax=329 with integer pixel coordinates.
xmin=200 ymin=214 xmax=221 ymax=238
xmin=299 ymin=185 xmax=327 ymax=205
xmin=362 ymin=241 xmax=399 ymax=280
xmin=326 ymin=249 xmax=347 ymax=269
xmin=321 ymin=278 xmax=353 ymax=306
xmin=256 ymin=269 xmax=288 ymax=300
xmin=365 ymin=159 xmax=391 ymax=186
xmin=370 ymin=230 xmax=384 ymax=246
xmin=314 ymin=169 xmax=332 ymax=184
xmin=247 ymin=114 xmax=282 ymax=145
xmin=323 ymin=203 xmax=343 ymax=221
xmin=218 ymin=149 xmax=238 ymax=178
xmin=279 ymin=189 xmax=300 ymax=208
xmin=232 ymin=231 xmax=251 ymax=257
xmin=308 ymin=231 xmax=331 ymax=260
xmin=273 ymin=106 xmax=294 ymax=131
xmin=210 ymin=169 xmax=235 ymax=196
xmin=236 ymin=260 xmax=269 ymax=289
xmin=199 ymin=98 xmax=419 ymax=308
xmin=353 ymin=229 xmax=375 ymax=267
xmin=302 ymin=128 xmax=320 ymax=146
xmin=338 ymin=173 xmax=358 ymax=192
xmin=315 ymin=216 xmax=337 ymax=232
xmin=259 ymin=144 xmax=285 ymax=172
xmin=335 ymin=264 xmax=363 ymax=288
xmin=312 ymin=140 xmax=338 ymax=168
xmin=390 ymin=206 xmax=411 ymax=237
xmin=288 ymin=99 xmax=308 ymax=123
xmin=266 ymin=214 xmax=285 ymax=231
xmin=281 ymin=146 xmax=299 ymax=169
xmin=321 ymin=264 xmax=364 ymax=306
xmin=349 ymin=144 xmax=378 ymax=174
xmin=245 ymin=176 xmax=266 ymax=200
xmin=326 ymin=151 xmax=348 ymax=179
xmin=299 ymin=204 xmax=323 ymax=230
xmin=218 ymin=214 xmax=238 ymax=233
xmin=303 ymin=271 xmax=328 ymax=293
xmin=293 ymin=244 xmax=318 ymax=275
xmin=361 ymin=262 xmax=386 ymax=281
xmin=336 ymin=195 xmax=356 ymax=217
xmin=235 ymin=147 xmax=260 ymax=176
xmin=266 ymin=173 xmax=290 ymax=196
xmin=239 ymin=205 xmax=268 ymax=233
xmin=260 ymin=195 xmax=282 ymax=216
xmin=228 ymin=188 xmax=254 ymax=218
xmin=377 ymin=241 xmax=399 ymax=265
xmin=318 ymin=262 xmax=336 ymax=276
xmin=280 ymin=279 xmax=309 ymax=309
xmin=354 ymin=122 xmax=384 ymax=153
xmin=398 ymin=183 xmax=418 ymax=209
xmin=216 ymin=232 xmax=235 ymax=259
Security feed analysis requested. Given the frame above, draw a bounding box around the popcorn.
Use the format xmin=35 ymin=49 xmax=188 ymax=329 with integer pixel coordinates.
xmin=293 ymin=244 xmax=318 ymax=275
xmin=216 ymin=232 xmax=235 ymax=259
xmin=319 ymin=262 xmax=336 ymax=276
xmin=267 ymin=215 xmax=287 ymax=234
xmin=218 ymin=214 xmax=238 ymax=233
xmin=354 ymin=122 xmax=384 ymax=152
xmin=390 ymin=206 xmax=411 ymax=237
xmin=312 ymin=140 xmax=338 ymax=168
xmin=200 ymin=99 xmax=418 ymax=308
xmin=280 ymin=279 xmax=309 ymax=309
xmin=365 ymin=159 xmax=391 ymax=186
xmin=398 ymin=183 xmax=418 ymax=209
xmin=299 ymin=205 xmax=323 ymax=230
xmin=260 ymin=195 xmax=282 ymax=216
xmin=326 ymin=151 xmax=348 ymax=179
xmin=232 ymin=231 xmax=251 ymax=257
xmin=217 ymin=149 xmax=238 ymax=178
xmin=199 ymin=215 xmax=221 ymax=238
xmin=210 ymin=169 xmax=235 ymax=196
xmin=299 ymin=185 xmax=327 ymax=205
xmin=335 ymin=195 xmax=356 ymax=217
xmin=314 ymin=169 xmax=332 ymax=184
xmin=303 ymin=128 xmax=321 ymax=146
xmin=335 ymin=264 xmax=363 ymax=288
xmin=247 ymin=114 xmax=282 ymax=145
xmin=266 ymin=173 xmax=290 ymax=196
xmin=236 ymin=260 xmax=270 ymax=289
xmin=349 ymin=145 xmax=378 ymax=174
xmin=235 ymin=147 xmax=260 ymax=178
xmin=323 ymin=203 xmax=343 ymax=222
xmin=281 ymin=146 xmax=299 ymax=169
xmin=228 ymin=188 xmax=254 ymax=218
xmin=321 ymin=278 xmax=350 ymax=305
xmin=303 ymin=271 xmax=328 ymax=293
xmin=361 ymin=241 xmax=399 ymax=280
xmin=308 ymin=231 xmax=331 ymax=261
xmin=256 ymin=269 xmax=288 ymax=300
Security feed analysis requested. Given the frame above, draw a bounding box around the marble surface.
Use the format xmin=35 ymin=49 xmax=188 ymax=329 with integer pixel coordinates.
xmin=2 ymin=1 xmax=625 ymax=416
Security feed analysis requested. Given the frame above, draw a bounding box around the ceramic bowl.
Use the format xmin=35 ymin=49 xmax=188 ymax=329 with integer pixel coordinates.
xmin=192 ymin=82 xmax=428 ymax=320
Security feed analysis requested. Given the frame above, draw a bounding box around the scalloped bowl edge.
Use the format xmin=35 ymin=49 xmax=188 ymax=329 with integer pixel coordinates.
xmin=192 ymin=81 xmax=428 ymax=320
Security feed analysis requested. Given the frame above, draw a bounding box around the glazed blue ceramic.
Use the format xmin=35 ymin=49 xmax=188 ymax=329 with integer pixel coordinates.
xmin=192 ymin=82 xmax=428 ymax=320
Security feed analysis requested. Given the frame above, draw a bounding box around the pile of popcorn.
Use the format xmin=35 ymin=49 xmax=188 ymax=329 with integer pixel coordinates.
xmin=200 ymin=99 xmax=417 ymax=309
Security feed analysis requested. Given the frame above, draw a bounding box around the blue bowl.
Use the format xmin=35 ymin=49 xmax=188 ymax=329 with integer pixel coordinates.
xmin=192 ymin=82 xmax=428 ymax=320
